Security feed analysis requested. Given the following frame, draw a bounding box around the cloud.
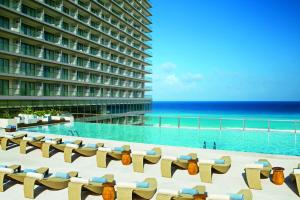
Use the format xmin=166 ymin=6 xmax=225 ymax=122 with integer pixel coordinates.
xmin=160 ymin=62 xmax=176 ymax=73
xmin=183 ymin=73 xmax=203 ymax=82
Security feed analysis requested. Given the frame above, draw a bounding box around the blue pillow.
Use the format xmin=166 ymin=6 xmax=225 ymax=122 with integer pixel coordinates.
xmin=113 ymin=147 xmax=125 ymax=152
xmin=179 ymin=155 xmax=192 ymax=160
xmin=215 ymin=159 xmax=225 ymax=164
xmin=255 ymin=161 xmax=269 ymax=167
xmin=0 ymin=165 xmax=7 ymax=168
xmin=23 ymin=169 xmax=37 ymax=173
xmin=53 ymin=172 xmax=70 ymax=179
xmin=180 ymin=188 xmax=199 ymax=195
xmin=63 ymin=141 xmax=73 ymax=144
xmin=230 ymin=194 xmax=244 ymax=200
xmin=146 ymin=150 xmax=156 ymax=155
xmin=90 ymin=177 xmax=107 ymax=183
xmin=136 ymin=182 xmax=150 ymax=188
xmin=85 ymin=144 xmax=97 ymax=149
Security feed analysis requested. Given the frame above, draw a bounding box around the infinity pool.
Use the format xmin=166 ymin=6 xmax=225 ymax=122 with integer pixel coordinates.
xmin=22 ymin=122 xmax=300 ymax=156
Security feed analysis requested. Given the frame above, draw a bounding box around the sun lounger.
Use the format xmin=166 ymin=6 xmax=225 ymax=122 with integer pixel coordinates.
xmin=41 ymin=139 xmax=82 ymax=158
xmin=0 ymin=165 xmax=48 ymax=192
xmin=244 ymin=159 xmax=272 ymax=190
xmin=24 ymin=171 xmax=78 ymax=199
xmin=290 ymin=164 xmax=300 ymax=196
xmin=116 ymin=177 xmax=157 ymax=200
xmin=96 ymin=145 xmax=131 ymax=168
xmin=19 ymin=136 xmax=46 ymax=154
xmin=64 ymin=142 xmax=104 ymax=163
xmin=161 ymin=153 xmax=198 ymax=178
xmin=156 ymin=185 xmax=205 ymax=200
xmin=132 ymin=147 xmax=161 ymax=173
xmin=198 ymin=156 xmax=231 ymax=183
xmin=206 ymin=189 xmax=252 ymax=200
xmin=68 ymin=174 xmax=115 ymax=200
xmin=1 ymin=133 xmax=27 ymax=150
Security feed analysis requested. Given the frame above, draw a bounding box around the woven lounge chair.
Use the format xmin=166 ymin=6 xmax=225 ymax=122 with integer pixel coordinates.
xmin=24 ymin=171 xmax=78 ymax=199
xmin=161 ymin=153 xmax=198 ymax=178
xmin=156 ymin=185 xmax=205 ymax=200
xmin=19 ymin=136 xmax=47 ymax=154
xmin=290 ymin=164 xmax=300 ymax=196
xmin=64 ymin=142 xmax=104 ymax=163
xmin=244 ymin=159 xmax=272 ymax=190
xmin=0 ymin=165 xmax=49 ymax=192
xmin=206 ymin=189 xmax=252 ymax=200
xmin=117 ymin=178 xmax=157 ymax=200
xmin=198 ymin=156 xmax=231 ymax=183
xmin=68 ymin=174 xmax=115 ymax=200
xmin=132 ymin=147 xmax=161 ymax=173
xmin=1 ymin=133 xmax=27 ymax=150
xmin=42 ymin=139 xmax=82 ymax=158
xmin=97 ymin=145 xmax=131 ymax=168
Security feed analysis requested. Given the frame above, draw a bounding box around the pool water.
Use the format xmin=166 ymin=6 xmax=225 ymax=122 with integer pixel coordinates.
xmin=22 ymin=122 xmax=300 ymax=156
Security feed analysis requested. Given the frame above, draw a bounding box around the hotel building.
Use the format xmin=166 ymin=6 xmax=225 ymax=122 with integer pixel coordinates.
xmin=0 ymin=0 xmax=152 ymax=124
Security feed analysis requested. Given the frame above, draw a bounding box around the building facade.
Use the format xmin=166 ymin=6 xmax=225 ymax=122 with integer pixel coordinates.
xmin=0 ymin=0 xmax=152 ymax=124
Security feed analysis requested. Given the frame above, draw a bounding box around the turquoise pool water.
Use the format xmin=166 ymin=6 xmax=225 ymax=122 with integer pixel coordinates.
xmin=23 ymin=122 xmax=300 ymax=156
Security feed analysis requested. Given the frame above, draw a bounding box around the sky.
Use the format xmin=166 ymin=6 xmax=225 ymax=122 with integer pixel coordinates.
xmin=149 ymin=0 xmax=300 ymax=101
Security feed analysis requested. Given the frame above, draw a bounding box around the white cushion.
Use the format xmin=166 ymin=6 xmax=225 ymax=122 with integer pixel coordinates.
xmin=70 ymin=177 xmax=89 ymax=184
xmin=132 ymin=150 xmax=147 ymax=155
xmin=0 ymin=167 xmax=14 ymax=174
xmin=98 ymin=147 xmax=112 ymax=152
xmin=162 ymin=156 xmax=177 ymax=161
xmin=5 ymin=135 xmax=14 ymax=139
xmin=158 ymin=189 xmax=179 ymax=196
xmin=199 ymin=159 xmax=215 ymax=164
xmin=117 ymin=182 xmax=137 ymax=188
xmin=45 ymin=140 xmax=57 ymax=144
xmin=207 ymin=194 xmax=230 ymax=200
xmin=245 ymin=164 xmax=264 ymax=169
xmin=294 ymin=169 xmax=300 ymax=174
xmin=26 ymin=172 xmax=44 ymax=180
xmin=66 ymin=143 xmax=79 ymax=149
xmin=23 ymin=137 xmax=34 ymax=141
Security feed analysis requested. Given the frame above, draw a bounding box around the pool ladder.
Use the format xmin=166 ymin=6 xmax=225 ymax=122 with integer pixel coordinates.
xmin=68 ymin=130 xmax=79 ymax=136
xmin=203 ymin=141 xmax=217 ymax=150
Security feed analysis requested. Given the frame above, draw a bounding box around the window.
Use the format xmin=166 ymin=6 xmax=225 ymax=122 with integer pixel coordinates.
xmin=43 ymin=83 xmax=59 ymax=96
xmin=43 ymin=48 xmax=56 ymax=60
xmin=20 ymin=62 xmax=36 ymax=76
xmin=77 ymin=57 xmax=87 ymax=67
xmin=21 ymin=43 xmax=36 ymax=56
xmin=62 ymin=37 xmax=69 ymax=47
xmin=61 ymin=68 xmax=68 ymax=80
xmin=77 ymin=14 xmax=87 ymax=22
xmin=43 ymin=66 xmax=56 ymax=78
xmin=0 ymin=58 xmax=9 ymax=73
xmin=44 ymin=14 xmax=56 ymax=25
xmin=90 ymin=47 xmax=98 ymax=55
xmin=21 ymin=24 xmax=36 ymax=37
xmin=90 ymin=34 xmax=99 ymax=42
xmin=21 ymin=4 xmax=37 ymax=18
xmin=77 ymin=43 xmax=87 ymax=52
xmin=77 ymin=28 xmax=87 ymax=37
xmin=90 ymin=74 xmax=97 ymax=83
xmin=77 ymin=71 xmax=85 ymax=81
xmin=62 ymin=6 xmax=69 ymax=15
xmin=0 ymin=79 xmax=9 ymax=95
xmin=44 ymin=0 xmax=56 ymax=7
xmin=44 ymin=31 xmax=55 ymax=43
xmin=20 ymin=81 xmax=36 ymax=96
xmin=61 ymin=53 xmax=69 ymax=64
xmin=0 ymin=16 xmax=9 ymax=29
xmin=62 ymin=22 xmax=69 ymax=31
xmin=61 ymin=85 xmax=68 ymax=96
xmin=90 ymin=60 xmax=99 ymax=69
xmin=77 ymin=86 xmax=84 ymax=96
xmin=91 ymin=21 xmax=99 ymax=29
xmin=90 ymin=87 xmax=96 ymax=96
xmin=0 ymin=0 xmax=9 ymax=6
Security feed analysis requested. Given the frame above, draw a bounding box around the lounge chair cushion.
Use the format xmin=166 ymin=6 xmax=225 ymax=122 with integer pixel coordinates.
xmin=136 ymin=181 xmax=150 ymax=188
xmin=53 ymin=172 xmax=70 ymax=179
xmin=132 ymin=150 xmax=147 ymax=155
xmin=45 ymin=139 xmax=58 ymax=144
xmin=117 ymin=182 xmax=137 ymax=188
xmin=179 ymin=188 xmax=199 ymax=195
xmin=0 ymin=165 xmax=7 ymax=168
xmin=294 ymin=169 xmax=300 ymax=174
xmin=255 ymin=161 xmax=270 ymax=167
xmin=162 ymin=156 xmax=177 ymax=161
xmin=158 ymin=189 xmax=179 ymax=196
xmin=179 ymin=155 xmax=192 ymax=160
xmin=0 ymin=167 xmax=14 ymax=174
xmin=113 ymin=147 xmax=125 ymax=152
xmin=5 ymin=135 xmax=14 ymax=139
xmin=23 ymin=169 xmax=37 ymax=173
xmin=70 ymin=177 xmax=89 ymax=184
xmin=90 ymin=177 xmax=107 ymax=183
xmin=245 ymin=164 xmax=264 ymax=169
xmin=229 ymin=194 xmax=244 ymax=200
xmin=207 ymin=194 xmax=230 ymax=200
xmin=63 ymin=141 xmax=73 ymax=144
xmin=26 ymin=172 xmax=44 ymax=180
xmin=66 ymin=143 xmax=79 ymax=149
xmin=84 ymin=144 xmax=97 ymax=149
xmin=199 ymin=159 xmax=215 ymax=164
xmin=98 ymin=147 xmax=112 ymax=152
xmin=215 ymin=159 xmax=225 ymax=164
xmin=23 ymin=137 xmax=36 ymax=141
xmin=146 ymin=150 xmax=156 ymax=155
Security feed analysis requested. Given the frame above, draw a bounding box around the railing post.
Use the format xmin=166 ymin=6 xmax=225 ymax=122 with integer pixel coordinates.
xmin=220 ymin=118 xmax=222 ymax=130
xmin=268 ymin=120 xmax=270 ymax=132
xmin=198 ymin=116 xmax=200 ymax=130
xmin=159 ymin=116 xmax=161 ymax=127
xmin=178 ymin=116 xmax=180 ymax=128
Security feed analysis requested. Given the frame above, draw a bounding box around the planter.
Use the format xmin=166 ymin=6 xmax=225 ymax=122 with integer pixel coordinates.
xmin=0 ymin=118 xmax=17 ymax=129
xmin=121 ymin=151 xmax=132 ymax=165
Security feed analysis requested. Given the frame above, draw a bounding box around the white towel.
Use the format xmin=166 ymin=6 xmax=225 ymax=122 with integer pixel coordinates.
xmin=70 ymin=177 xmax=89 ymax=184
xmin=158 ymin=189 xmax=179 ymax=196
xmin=199 ymin=159 xmax=215 ymax=164
xmin=162 ymin=156 xmax=177 ymax=161
xmin=23 ymin=137 xmax=34 ymax=141
xmin=294 ymin=169 xmax=300 ymax=174
xmin=132 ymin=150 xmax=147 ymax=156
xmin=66 ymin=143 xmax=79 ymax=149
xmin=0 ymin=167 xmax=14 ymax=174
xmin=98 ymin=147 xmax=112 ymax=152
xmin=5 ymin=135 xmax=14 ymax=139
xmin=207 ymin=194 xmax=230 ymax=200
xmin=45 ymin=140 xmax=57 ymax=144
xmin=245 ymin=164 xmax=264 ymax=169
xmin=117 ymin=182 xmax=137 ymax=188
xmin=26 ymin=172 xmax=44 ymax=180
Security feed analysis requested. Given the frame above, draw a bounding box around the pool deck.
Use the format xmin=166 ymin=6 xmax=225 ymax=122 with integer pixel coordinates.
xmin=0 ymin=130 xmax=299 ymax=200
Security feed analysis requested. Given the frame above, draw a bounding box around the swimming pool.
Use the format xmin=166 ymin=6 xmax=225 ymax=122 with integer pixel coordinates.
xmin=22 ymin=122 xmax=300 ymax=156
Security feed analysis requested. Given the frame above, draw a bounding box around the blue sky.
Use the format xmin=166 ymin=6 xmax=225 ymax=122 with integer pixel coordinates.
xmin=150 ymin=0 xmax=300 ymax=101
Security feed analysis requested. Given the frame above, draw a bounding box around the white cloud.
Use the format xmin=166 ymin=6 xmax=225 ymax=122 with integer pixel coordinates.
xmin=183 ymin=73 xmax=203 ymax=82
xmin=160 ymin=62 xmax=176 ymax=73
